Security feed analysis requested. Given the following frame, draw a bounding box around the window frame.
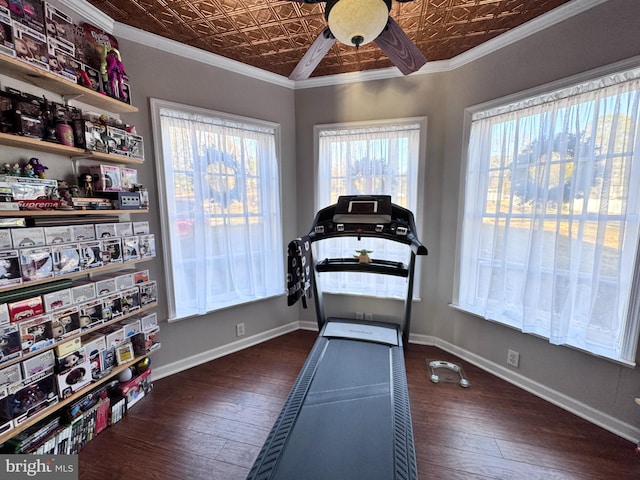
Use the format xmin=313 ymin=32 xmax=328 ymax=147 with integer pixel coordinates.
xmin=453 ymin=58 xmax=640 ymax=365
xmin=150 ymin=98 xmax=284 ymax=321
xmin=313 ymin=117 xmax=427 ymax=300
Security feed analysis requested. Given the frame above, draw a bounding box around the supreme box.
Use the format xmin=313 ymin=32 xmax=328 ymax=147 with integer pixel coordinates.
xmin=43 ymin=288 xmax=72 ymax=312
xmin=0 ymin=250 xmax=22 ymax=287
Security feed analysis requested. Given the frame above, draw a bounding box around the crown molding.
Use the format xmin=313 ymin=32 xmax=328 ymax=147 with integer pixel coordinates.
xmin=68 ymin=0 xmax=607 ymax=90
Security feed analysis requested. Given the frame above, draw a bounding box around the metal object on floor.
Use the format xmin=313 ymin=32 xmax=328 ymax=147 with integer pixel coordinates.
xmin=428 ymin=360 xmax=470 ymax=388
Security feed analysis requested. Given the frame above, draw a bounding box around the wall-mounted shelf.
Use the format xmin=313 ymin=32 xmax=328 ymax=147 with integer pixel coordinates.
xmin=0 ymin=209 xmax=149 ymax=218
xmin=0 ymin=132 xmax=144 ymax=165
xmin=0 ymin=55 xmax=138 ymax=114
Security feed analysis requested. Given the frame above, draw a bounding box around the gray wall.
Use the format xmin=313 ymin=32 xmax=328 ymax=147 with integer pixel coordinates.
xmin=112 ymin=39 xmax=299 ymax=374
xmin=294 ymin=0 xmax=640 ymax=432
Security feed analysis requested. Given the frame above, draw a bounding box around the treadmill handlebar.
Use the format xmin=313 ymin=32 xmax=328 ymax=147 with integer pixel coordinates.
xmin=307 ymin=197 xmax=428 ymax=256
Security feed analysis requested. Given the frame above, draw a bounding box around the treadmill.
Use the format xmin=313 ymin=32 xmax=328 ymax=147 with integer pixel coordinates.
xmin=247 ymin=195 xmax=428 ymax=480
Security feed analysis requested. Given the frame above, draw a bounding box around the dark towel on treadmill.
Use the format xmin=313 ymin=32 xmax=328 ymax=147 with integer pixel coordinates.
xmin=287 ymin=235 xmax=312 ymax=308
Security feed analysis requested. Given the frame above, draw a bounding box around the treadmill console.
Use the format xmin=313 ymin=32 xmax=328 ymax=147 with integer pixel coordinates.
xmin=333 ymin=195 xmax=392 ymax=224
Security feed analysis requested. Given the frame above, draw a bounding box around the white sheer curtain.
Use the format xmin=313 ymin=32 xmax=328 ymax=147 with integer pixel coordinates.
xmin=316 ymin=121 xmax=422 ymax=298
xmin=457 ymin=68 xmax=640 ymax=363
xmin=157 ymin=106 xmax=283 ymax=320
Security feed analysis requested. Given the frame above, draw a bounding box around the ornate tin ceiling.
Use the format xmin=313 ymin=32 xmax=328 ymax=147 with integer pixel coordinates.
xmin=86 ymin=0 xmax=573 ymax=78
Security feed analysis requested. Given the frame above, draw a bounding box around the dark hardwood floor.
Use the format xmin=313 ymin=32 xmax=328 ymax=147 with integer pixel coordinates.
xmin=79 ymin=330 xmax=640 ymax=479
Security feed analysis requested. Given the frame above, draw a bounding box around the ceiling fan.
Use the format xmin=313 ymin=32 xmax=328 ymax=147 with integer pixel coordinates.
xmin=288 ymin=0 xmax=427 ymax=80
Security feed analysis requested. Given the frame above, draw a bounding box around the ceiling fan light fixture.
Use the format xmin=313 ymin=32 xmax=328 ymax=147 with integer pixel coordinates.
xmin=326 ymin=0 xmax=391 ymax=48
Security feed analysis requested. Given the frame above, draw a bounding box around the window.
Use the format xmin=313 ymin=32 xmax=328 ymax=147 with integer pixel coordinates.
xmin=151 ymin=99 xmax=284 ymax=321
xmin=456 ymin=66 xmax=640 ymax=364
xmin=315 ymin=118 xmax=425 ymax=298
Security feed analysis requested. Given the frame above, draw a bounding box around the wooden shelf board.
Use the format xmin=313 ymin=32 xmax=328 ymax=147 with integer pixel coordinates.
xmin=0 ymin=209 xmax=149 ymax=217
xmin=0 ymin=55 xmax=138 ymax=114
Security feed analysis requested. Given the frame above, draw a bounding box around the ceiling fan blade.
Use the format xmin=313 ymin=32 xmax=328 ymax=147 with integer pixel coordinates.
xmin=375 ymin=17 xmax=427 ymax=75
xmin=289 ymin=28 xmax=336 ymax=80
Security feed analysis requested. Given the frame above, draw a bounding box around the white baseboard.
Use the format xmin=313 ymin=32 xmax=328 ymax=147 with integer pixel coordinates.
xmin=151 ymin=326 xmax=639 ymax=445
xmin=410 ymin=333 xmax=640 ymax=444
xmin=150 ymin=321 xmax=300 ymax=381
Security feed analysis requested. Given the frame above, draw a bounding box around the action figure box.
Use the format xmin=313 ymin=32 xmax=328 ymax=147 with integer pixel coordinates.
xmin=4 ymin=90 xmax=43 ymax=137
xmin=120 ymin=167 xmax=137 ymax=191
xmin=90 ymin=164 xmax=121 ymax=191
xmin=121 ymin=236 xmax=139 ymax=262
xmin=51 ymin=242 xmax=81 ymax=276
xmin=0 ymin=228 xmax=12 ymax=250
xmin=22 ymin=348 xmax=54 ymax=379
xmin=132 ymin=327 xmax=159 ymax=355
xmin=83 ymin=119 xmax=107 ymax=153
xmin=19 ymin=245 xmax=53 ymax=282
xmin=133 ymin=269 xmax=149 ymax=284
xmin=138 ymin=234 xmax=155 ymax=258
xmin=140 ymin=312 xmax=157 ymax=333
xmin=99 ymin=324 xmax=125 ymax=349
xmin=43 ymin=225 xmax=73 ymax=245
xmin=100 ymin=346 xmax=115 ymax=372
xmin=81 ymin=64 xmax=101 ymax=92
xmin=54 ymin=336 xmax=80 ymax=358
xmin=93 ymin=275 xmax=116 ymax=296
xmin=83 ymin=334 xmax=106 ymax=379
xmin=79 ymin=240 xmax=102 ymax=270
xmin=55 ymin=346 xmax=91 ymax=399
xmin=0 ymin=303 xmax=9 ymax=325
xmin=0 ymin=385 xmax=13 ymax=435
xmin=0 ymin=323 xmax=21 ymax=364
xmin=10 ymin=0 xmax=45 ymax=34
xmin=77 ymin=298 xmax=102 ymax=332
xmin=106 ymin=126 xmax=128 ymax=157
xmin=71 ymin=224 xmax=96 ymax=242
xmin=0 ymin=362 xmax=22 ymax=387
xmin=115 ymin=221 xmax=133 ymax=237
xmin=43 ymin=287 xmax=72 ymax=312
xmin=44 ymin=2 xmax=74 ymax=54
xmin=101 ymin=238 xmax=122 ymax=265
xmin=132 ymin=221 xmax=149 ymax=236
xmin=70 ymin=281 xmax=95 ymax=304
xmin=138 ymin=281 xmax=157 ymax=306
xmin=0 ymin=6 xmax=15 ymax=58
xmin=0 ymin=175 xmax=57 ymax=200
xmin=19 ymin=313 xmax=53 ymax=353
xmin=8 ymin=295 xmax=43 ymax=323
xmin=46 ymin=37 xmax=75 ymax=82
xmin=11 ymin=226 xmax=45 ymax=248
xmin=13 ymin=21 xmax=48 ymax=71
xmin=101 ymin=292 xmax=122 ymax=321
xmin=115 ymin=272 xmax=134 ymax=291
xmin=120 ymin=287 xmax=140 ymax=315
xmin=51 ymin=306 xmax=80 ymax=341
xmin=126 ymin=133 xmax=144 ymax=160
xmin=0 ymin=249 xmax=22 ymax=288
xmin=6 ymin=369 xmax=58 ymax=426
xmin=117 ymin=368 xmax=151 ymax=409
xmin=94 ymin=222 xmax=117 ymax=239
xmin=119 ymin=317 xmax=140 ymax=338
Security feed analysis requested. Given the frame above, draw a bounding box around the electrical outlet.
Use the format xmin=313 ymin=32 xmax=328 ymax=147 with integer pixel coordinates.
xmin=236 ymin=323 xmax=245 ymax=337
xmin=507 ymin=349 xmax=520 ymax=368
xmin=355 ymin=312 xmax=364 ymax=320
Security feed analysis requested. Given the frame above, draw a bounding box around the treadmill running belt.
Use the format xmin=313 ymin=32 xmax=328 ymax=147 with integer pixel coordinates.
xmin=248 ymin=330 xmax=417 ymax=480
